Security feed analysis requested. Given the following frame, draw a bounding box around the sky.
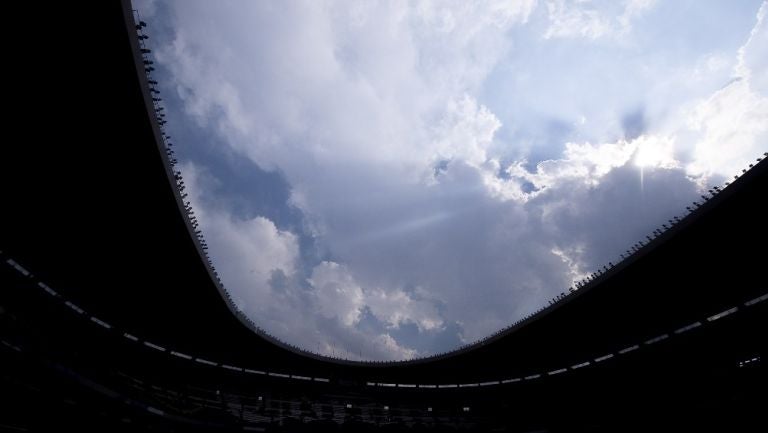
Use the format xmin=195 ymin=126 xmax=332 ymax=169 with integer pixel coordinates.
xmin=134 ymin=0 xmax=768 ymax=361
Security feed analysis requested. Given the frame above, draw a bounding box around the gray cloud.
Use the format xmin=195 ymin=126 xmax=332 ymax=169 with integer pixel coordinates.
xmin=137 ymin=0 xmax=768 ymax=359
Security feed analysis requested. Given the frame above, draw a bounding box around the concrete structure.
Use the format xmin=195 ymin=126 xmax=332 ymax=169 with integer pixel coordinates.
xmin=1 ymin=2 xmax=765 ymax=431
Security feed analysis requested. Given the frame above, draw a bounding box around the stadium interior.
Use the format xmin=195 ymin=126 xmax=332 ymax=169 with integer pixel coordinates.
xmin=1 ymin=2 xmax=765 ymax=431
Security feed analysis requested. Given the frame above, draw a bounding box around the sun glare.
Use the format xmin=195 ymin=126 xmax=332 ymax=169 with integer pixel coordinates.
xmin=633 ymin=136 xmax=677 ymax=169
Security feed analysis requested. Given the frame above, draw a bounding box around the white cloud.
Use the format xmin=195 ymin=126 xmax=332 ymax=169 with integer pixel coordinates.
xmin=431 ymin=94 xmax=502 ymax=168
xmin=309 ymin=260 xmax=445 ymax=333
xmin=505 ymin=139 xmax=637 ymax=191
xmin=180 ymin=163 xmax=428 ymax=360
xmin=366 ymin=287 xmax=444 ymax=332
xmin=143 ymin=1 xmax=767 ymax=359
xmin=410 ymin=0 xmax=538 ymax=90
xmin=618 ymin=0 xmax=657 ymax=30
xmin=544 ymin=0 xmax=612 ymax=39
xmin=685 ymin=78 xmax=768 ymax=180
xmin=309 ymin=261 xmax=364 ymax=327
xmin=736 ymin=1 xmax=768 ymax=91
xmin=544 ymin=0 xmax=657 ymax=40
xmin=686 ymin=3 xmax=768 ymax=180
xmin=633 ymin=135 xmax=678 ymax=169
xmin=550 ymin=246 xmax=590 ymax=286
xmin=179 ymin=162 xmax=299 ymax=313
xmin=371 ymin=333 xmax=418 ymax=360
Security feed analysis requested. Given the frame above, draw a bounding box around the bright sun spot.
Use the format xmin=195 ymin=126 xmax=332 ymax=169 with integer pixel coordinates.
xmin=633 ymin=136 xmax=678 ymax=169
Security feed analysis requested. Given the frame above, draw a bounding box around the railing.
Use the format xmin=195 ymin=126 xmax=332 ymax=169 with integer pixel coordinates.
xmin=4 ymin=222 xmax=766 ymax=389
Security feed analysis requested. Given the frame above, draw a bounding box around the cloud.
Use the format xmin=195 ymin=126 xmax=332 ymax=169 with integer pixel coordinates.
xmin=140 ymin=1 xmax=767 ymax=359
xmin=736 ymin=1 xmax=768 ymax=91
xmin=618 ymin=0 xmax=657 ymax=30
xmin=180 ymin=162 xmax=425 ymax=360
xmin=365 ymin=287 xmax=444 ymax=332
xmin=179 ymin=162 xmax=300 ymax=315
xmin=685 ymin=79 xmax=768 ymax=180
xmin=543 ymin=0 xmax=656 ymax=40
xmin=505 ymin=139 xmax=636 ymax=190
xmin=544 ymin=0 xmax=613 ymax=40
xmin=431 ymin=94 xmax=502 ymax=167
xmin=685 ymin=2 xmax=768 ymax=180
xmin=309 ymin=261 xmax=364 ymax=327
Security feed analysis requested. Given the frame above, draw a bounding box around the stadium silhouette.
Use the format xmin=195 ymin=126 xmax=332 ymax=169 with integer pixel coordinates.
xmin=1 ymin=2 xmax=765 ymax=432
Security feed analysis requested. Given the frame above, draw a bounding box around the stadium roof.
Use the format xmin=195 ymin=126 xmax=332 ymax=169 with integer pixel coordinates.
xmin=1 ymin=0 xmax=766 ymax=386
